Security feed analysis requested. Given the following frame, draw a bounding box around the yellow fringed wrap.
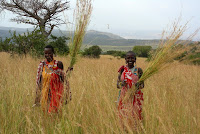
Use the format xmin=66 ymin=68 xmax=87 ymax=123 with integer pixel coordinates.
xmin=40 ymin=62 xmax=53 ymax=111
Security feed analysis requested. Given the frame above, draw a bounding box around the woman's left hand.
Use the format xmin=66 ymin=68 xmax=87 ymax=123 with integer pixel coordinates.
xmin=66 ymin=67 xmax=73 ymax=74
xmin=135 ymin=81 xmax=144 ymax=90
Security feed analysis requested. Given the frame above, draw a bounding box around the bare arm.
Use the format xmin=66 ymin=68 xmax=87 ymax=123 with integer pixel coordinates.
xmin=57 ymin=61 xmax=64 ymax=82
xmin=117 ymin=68 xmax=124 ymax=89
xmin=34 ymin=80 xmax=42 ymax=105
xmin=136 ymin=67 xmax=144 ymax=89
xmin=57 ymin=61 xmax=64 ymax=69
xmin=34 ymin=61 xmax=44 ymax=106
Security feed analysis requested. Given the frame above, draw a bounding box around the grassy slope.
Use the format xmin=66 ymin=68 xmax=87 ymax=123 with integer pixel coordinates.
xmin=0 ymin=52 xmax=199 ymax=133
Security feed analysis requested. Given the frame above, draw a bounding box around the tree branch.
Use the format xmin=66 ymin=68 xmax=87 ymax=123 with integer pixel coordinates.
xmin=1 ymin=0 xmax=70 ymax=37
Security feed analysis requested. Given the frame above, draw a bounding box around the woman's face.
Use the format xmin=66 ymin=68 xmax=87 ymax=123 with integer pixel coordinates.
xmin=44 ymin=48 xmax=53 ymax=62
xmin=125 ymin=53 xmax=136 ymax=67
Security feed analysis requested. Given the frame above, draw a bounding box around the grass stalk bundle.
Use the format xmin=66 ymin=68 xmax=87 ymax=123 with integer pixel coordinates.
xmin=125 ymin=20 xmax=199 ymax=100
xmin=139 ymin=21 xmax=198 ymax=83
xmin=69 ymin=0 xmax=92 ymax=70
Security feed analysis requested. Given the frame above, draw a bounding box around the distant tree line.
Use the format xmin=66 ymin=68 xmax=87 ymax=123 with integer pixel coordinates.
xmin=1 ymin=29 xmax=199 ymax=65
xmin=0 ymin=30 xmax=153 ymax=59
xmin=0 ymin=30 xmax=69 ymax=57
xmin=0 ymin=30 xmax=103 ymax=58
xmin=104 ymin=44 xmax=200 ymax=65
xmin=105 ymin=46 xmax=152 ymax=58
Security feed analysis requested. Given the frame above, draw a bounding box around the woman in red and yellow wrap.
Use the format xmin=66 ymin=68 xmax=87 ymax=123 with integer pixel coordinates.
xmin=34 ymin=45 xmax=71 ymax=113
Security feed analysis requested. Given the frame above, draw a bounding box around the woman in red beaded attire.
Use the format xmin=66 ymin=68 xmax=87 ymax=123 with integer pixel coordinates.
xmin=117 ymin=51 xmax=144 ymax=130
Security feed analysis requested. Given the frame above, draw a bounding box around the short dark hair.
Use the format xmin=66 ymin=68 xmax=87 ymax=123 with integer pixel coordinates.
xmin=126 ymin=51 xmax=136 ymax=56
xmin=44 ymin=45 xmax=55 ymax=54
xmin=126 ymin=51 xmax=136 ymax=60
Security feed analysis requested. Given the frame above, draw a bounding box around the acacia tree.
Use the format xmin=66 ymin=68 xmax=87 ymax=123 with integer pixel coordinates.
xmin=0 ymin=0 xmax=69 ymax=37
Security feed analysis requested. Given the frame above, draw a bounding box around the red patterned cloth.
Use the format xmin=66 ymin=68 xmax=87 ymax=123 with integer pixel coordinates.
xmin=118 ymin=65 xmax=143 ymax=120
xmin=48 ymin=70 xmax=64 ymax=113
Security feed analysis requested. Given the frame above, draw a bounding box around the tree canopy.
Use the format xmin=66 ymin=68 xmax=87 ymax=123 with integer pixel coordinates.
xmin=49 ymin=35 xmax=70 ymax=55
xmin=0 ymin=30 xmax=47 ymax=57
xmin=0 ymin=30 xmax=71 ymax=57
xmin=0 ymin=0 xmax=69 ymax=37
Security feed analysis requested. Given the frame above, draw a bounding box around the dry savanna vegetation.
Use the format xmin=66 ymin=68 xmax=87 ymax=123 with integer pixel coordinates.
xmin=0 ymin=52 xmax=199 ymax=134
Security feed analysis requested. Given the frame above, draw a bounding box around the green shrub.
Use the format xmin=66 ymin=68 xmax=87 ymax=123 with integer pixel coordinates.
xmin=82 ymin=45 xmax=102 ymax=58
xmin=0 ymin=37 xmax=12 ymax=52
xmin=188 ymin=52 xmax=200 ymax=60
xmin=174 ymin=51 xmax=188 ymax=61
xmin=106 ymin=50 xmax=126 ymax=58
xmin=48 ymin=35 xmax=70 ymax=56
xmin=133 ymin=46 xmax=152 ymax=57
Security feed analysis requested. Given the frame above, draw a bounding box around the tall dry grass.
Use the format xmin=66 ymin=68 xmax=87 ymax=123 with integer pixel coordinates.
xmin=69 ymin=0 xmax=92 ymax=68
xmin=0 ymin=52 xmax=199 ymax=133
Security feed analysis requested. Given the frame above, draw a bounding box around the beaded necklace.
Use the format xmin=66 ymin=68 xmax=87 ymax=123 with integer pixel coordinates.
xmin=129 ymin=65 xmax=136 ymax=74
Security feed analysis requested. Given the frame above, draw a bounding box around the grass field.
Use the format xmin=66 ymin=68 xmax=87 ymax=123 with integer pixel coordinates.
xmin=0 ymin=52 xmax=199 ymax=134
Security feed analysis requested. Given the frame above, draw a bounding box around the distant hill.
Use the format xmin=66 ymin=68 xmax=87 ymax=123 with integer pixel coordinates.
xmin=0 ymin=26 xmax=160 ymax=50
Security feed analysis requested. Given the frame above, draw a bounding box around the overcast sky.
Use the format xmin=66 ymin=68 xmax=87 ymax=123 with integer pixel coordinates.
xmin=0 ymin=0 xmax=200 ymax=39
